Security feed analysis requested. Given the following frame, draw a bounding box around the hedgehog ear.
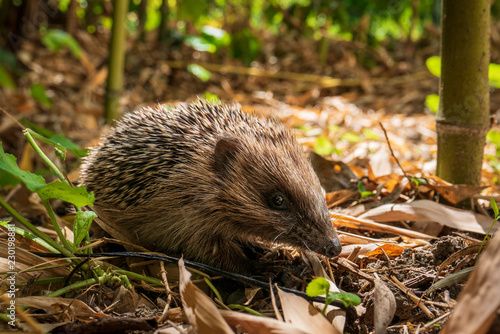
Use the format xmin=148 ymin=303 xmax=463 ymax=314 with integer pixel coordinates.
xmin=214 ymin=137 xmax=241 ymax=175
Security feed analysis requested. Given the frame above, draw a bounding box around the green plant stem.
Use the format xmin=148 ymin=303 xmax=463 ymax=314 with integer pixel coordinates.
xmin=42 ymin=200 xmax=74 ymax=252
xmin=227 ymin=304 xmax=265 ymax=316
xmin=321 ymin=303 xmax=328 ymax=316
xmin=0 ymin=197 xmax=73 ymax=258
xmin=47 ymin=278 xmax=99 ymax=297
xmin=114 ymin=270 xmax=164 ymax=286
xmin=24 ymin=129 xmax=67 ymax=183
xmin=204 ymin=277 xmax=223 ymax=302
xmin=19 ymin=277 xmax=74 ymax=286
xmin=118 ymin=274 xmax=132 ymax=289
xmin=477 ymin=218 xmax=497 ymax=262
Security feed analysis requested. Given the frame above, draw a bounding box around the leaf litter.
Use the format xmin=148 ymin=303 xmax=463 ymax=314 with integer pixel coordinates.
xmin=1 ymin=31 xmax=500 ymax=334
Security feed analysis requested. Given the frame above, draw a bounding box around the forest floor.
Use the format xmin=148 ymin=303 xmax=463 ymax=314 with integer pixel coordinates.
xmin=1 ymin=25 xmax=500 ymax=333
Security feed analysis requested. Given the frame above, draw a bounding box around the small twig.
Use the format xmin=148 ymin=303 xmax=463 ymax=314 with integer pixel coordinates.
xmin=213 ymin=297 xmax=231 ymax=311
xmin=270 ymin=281 xmax=283 ymax=322
xmin=379 ymin=122 xmax=410 ymax=181
xmin=418 ymin=312 xmax=451 ymax=333
xmin=158 ymin=261 xmax=173 ymax=324
xmin=0 ymin=106 xmax=26 ymax=130
xmin=391 ymin=275 xmax=434 ymax=319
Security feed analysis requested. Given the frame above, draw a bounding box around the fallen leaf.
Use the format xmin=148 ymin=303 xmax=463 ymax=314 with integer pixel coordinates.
xmin=220 ymin=310 xmax=308 ymax=334
xmin=15 ymin=296 xmax=106 ymax=320
xmin=334 ymin=213 xmax=435 ymax=239
xmin=363 ymin=243 xmax=405 ymax=258
xmin=178 ymin=259 xmax=234 ymax=334
xmin=326 ymin=189 xmax=359 ymax=207
xmin=110 ymin=285 xmax=141 ymax=314
xmin=0 ymin=240 xmax=70 ymax=282
xmin=309 ymin=151 xmax=358 ymax=192
xmin=374 ymin=279 xmax=396 ymax=334
xmin=358 ymin=200 xmax=495 ymax=234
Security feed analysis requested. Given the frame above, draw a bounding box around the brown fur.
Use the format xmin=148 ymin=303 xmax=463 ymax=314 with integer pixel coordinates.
xmin=80 ymin=101 xmax=341 ymax=272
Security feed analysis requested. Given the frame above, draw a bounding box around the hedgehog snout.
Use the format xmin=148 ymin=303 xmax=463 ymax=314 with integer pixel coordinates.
xmin=323 ymin=236 xmax=342 ymax=258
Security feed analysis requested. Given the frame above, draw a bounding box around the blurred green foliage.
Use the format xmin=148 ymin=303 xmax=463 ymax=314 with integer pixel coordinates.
xmin=41 ymin=29 xmax=82 ymax=58
xmin=3 ymin=0 xmax=499 ymax=88
xmin=47 ymin=0 xmax=444 ymax=65
xmin=30 ymin=83 xmax=53 ymax=108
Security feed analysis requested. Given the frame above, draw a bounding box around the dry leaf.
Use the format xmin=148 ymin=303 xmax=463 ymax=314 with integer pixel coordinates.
xmin=277 ymin=287 xmax=340 ymax=334
xmin=368 ymin=148 xmax=393 ymax=178
xmin=358 ymin=200 xmax=494 ymax=234
xmin=309 ymin=151 xmax=358 ymax=192
xmin=15 ymin=296 xmax=106 ymax=320
xmin=374 ymin=174 xmax=404 ymax=193
xmin=0 ymin=241 xmax=70 ymax=282
xmin=423 ymin=176 xmax=488 ymax=204
xmin=374 ymin=279 xmax=396 ymax=334
xmin=178 ymin=259 xmax=234 ymax=334
xmin=363 ymin=243 xmax=405 ymax=258
xmin=220 ymin=310 xmax=308 ymax=334
xmin=335 ymin=213 xmax=434 ymax=239
xmin=431 ymin=184 xmax=488 ymax=204
xmin=326 ymin=189 xmax=359 ymax=207
xmin=110 ymin=285 xmax=141 ymax=314
xmin=440 ymin=232 xmax=500 ymax=334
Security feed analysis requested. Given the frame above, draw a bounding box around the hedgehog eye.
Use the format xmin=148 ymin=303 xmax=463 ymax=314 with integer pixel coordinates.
xmin=268 ymin=191 xmax=290 ymax=210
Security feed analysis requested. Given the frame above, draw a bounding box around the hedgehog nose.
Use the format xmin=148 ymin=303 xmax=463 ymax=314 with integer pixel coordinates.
xmin=325 ymin=237 xmax=342 ymax=258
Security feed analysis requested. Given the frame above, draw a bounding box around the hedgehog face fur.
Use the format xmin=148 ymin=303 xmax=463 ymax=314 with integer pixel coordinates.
xmin=80 ymin=101 xmax=341 ymax=273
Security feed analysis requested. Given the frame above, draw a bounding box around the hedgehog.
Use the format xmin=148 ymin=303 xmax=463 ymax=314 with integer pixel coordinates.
xmin=80 ymin=101 xmax=341 ymax=273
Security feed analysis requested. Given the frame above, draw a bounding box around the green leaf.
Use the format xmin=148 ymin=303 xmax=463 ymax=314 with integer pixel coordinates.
xmin=50 ymin=134 xmax=89 ymax=158
xmin=489 ymin=63 xmax=500 ymax=89
xmin=410 ymin=177 xmax=428 ymax=187
xmin=314 ymin=136 xmax=336 ymax=156
xmin=41 ymin=29 xmax=81 ymax=58
xmin=357 ymin=181 xmax=375 ymax=199
xmin=0 ymin=171 xmax=20 ymax=187
xmin=203 ymin=92 xmax=220 ymax=104
xmin=201 ymin=26 xmax=230 ymax=48
xmin=30 ymin=83 xmax=53 ymax=108
xmin=487 ymin=129 xmax=500 ymax=150
xmin=425 ymin=56 xmax=441 ymax=77
xmin=37 ymin=181 xmax=95 ymax=207
xmin=325 ymin=292 xmax=361 ymax=308
xmin=362 ymin=129 xmax=379 ymax=141
xmin=0 ymin=65 xmax=16 ymax=89
xmin=306 ymin=277 xmax=330 ymax=297
xmin=425 ymin=94 xmax=439 ymax=113
xmin=0 ymin=142 xmax=46 ymax=192
xmin=294 ymin=124 xmax=314 ymax=132
xmin=73 ymin=210 xmax=97 ymax=246
xmin=491 ymin=198 xmax=499 ymax=218
xmin=426 ymin=58 xmax=500 ymax=88
xmin=185 ymin=36 xmax=216 ymax=53
xmin=341 ymin=132 xmax=361 ymax=143
xmin=187 ymin=64 xmax=211 ymax=82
